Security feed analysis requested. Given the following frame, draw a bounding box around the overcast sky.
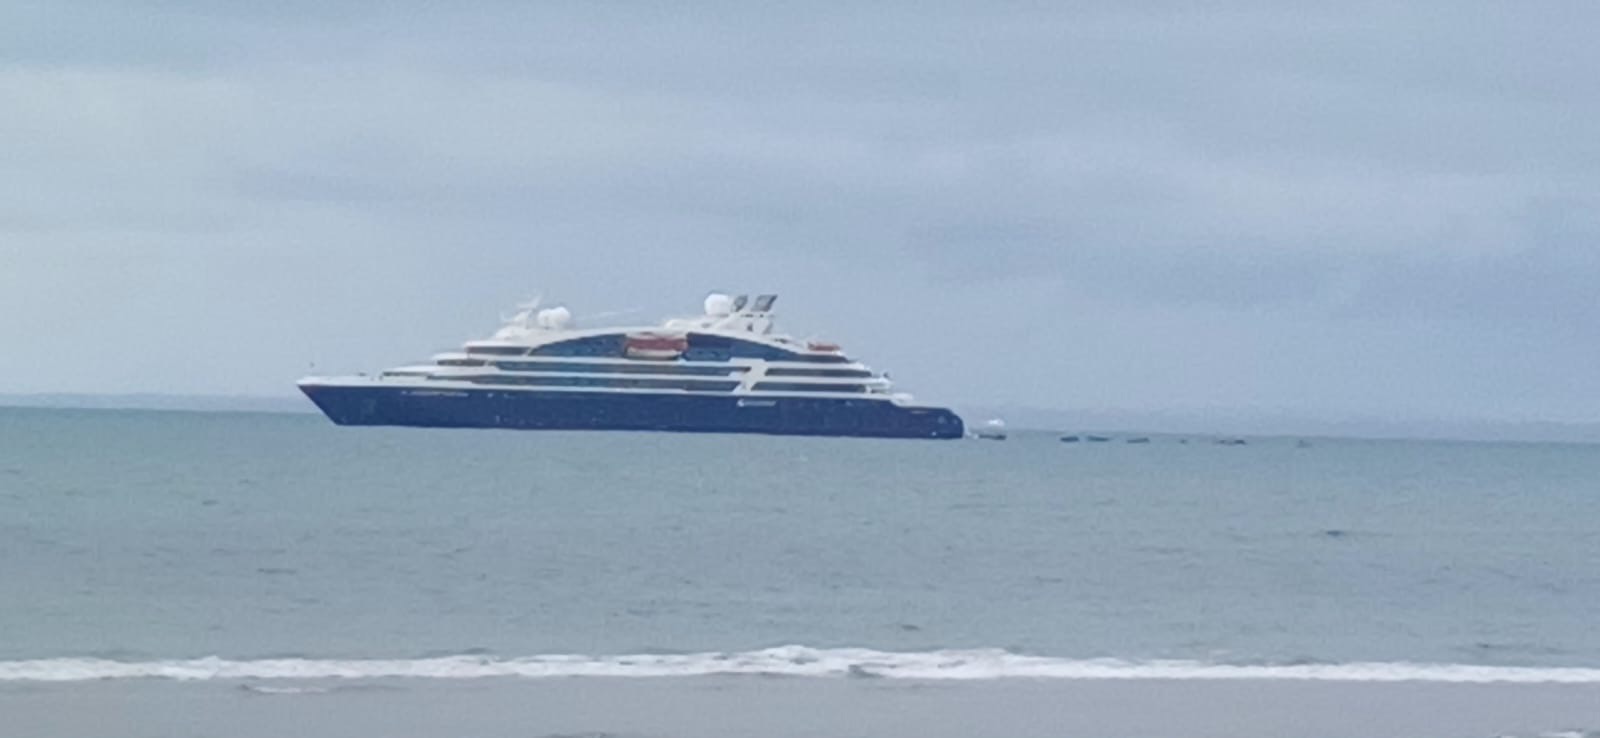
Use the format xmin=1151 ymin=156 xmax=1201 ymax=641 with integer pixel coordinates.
xmin=2 ymin=1 xmax=1596 ymax=423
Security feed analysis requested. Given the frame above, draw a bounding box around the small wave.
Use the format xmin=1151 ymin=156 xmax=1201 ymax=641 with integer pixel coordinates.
xmin=4 ymin=647 xmax=1600 ymax=683
xmin=1495 ymin=732 xmax=1600 ymax=738
xmin=238 ymin=684 xmax=332 ymax=695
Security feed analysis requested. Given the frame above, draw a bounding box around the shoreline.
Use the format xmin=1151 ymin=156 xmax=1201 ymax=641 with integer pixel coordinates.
xmin=5 ymin=677 xmax=1599 ymax=738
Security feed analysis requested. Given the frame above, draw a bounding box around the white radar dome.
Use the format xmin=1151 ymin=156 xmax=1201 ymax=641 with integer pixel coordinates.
xmin=536 ymin=306 xmax=572 ymax=329
xmin=703 ymin=293 xmax=734 ymax=317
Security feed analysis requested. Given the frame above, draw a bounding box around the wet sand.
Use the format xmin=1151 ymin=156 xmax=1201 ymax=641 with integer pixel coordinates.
xmin=4 ymin=677 xmax=1599 ymax=738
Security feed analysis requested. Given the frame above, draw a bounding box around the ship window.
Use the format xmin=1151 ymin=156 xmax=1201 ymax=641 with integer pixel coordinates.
xmin=437 ymin=358 xmax=488 ymax=367
xmin=494 ymin=361 xmax=745 ymax=376
xmin=470 ymin=375 xmax=737 ymax=392
xmin=531 ymin=335 xmax=627 ymax=357
xmin=466 ymin=346 xmax=530 ymax=356
xmin=682 ymin=349 xmax=731 ymax=362
xmin=751 ymin=382 xmax=867 ymax=393
xmin=764 ymin=368 xmax=872 ymax=378
xmin=688 ymin=334 xmax=808 ymax=361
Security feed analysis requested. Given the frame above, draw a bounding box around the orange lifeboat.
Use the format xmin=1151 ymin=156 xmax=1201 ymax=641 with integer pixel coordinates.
xmin=624 ymin=333 xmax=688 ymax=360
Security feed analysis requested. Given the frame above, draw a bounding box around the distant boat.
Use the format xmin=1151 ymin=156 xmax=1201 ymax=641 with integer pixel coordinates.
xmin=1296 ymin=439 xmax=1313 ymax=449
xmin=973 ymin=419 xmax=1008 ymax=441
xmin=1085 ymin=435 xmax=1112 ymax=443
xmin=1216 ymin=438 xmax=1248 ymax=446
xmin=1059 ymin=435 xmax=1080 ymax=443
xmin=1126 ymin=437 xmax=1151 ymax=444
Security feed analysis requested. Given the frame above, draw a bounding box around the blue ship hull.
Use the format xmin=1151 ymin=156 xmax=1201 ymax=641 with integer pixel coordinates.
xmin=300 ymin=384 xmax=965 ymax=439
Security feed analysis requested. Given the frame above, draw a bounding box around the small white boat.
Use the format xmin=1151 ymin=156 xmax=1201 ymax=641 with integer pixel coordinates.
xmin=973 ymin=418 xmax=1008 ymax=441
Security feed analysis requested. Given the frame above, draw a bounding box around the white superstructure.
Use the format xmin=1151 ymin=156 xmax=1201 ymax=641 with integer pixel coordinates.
xmin=308 ymin=293 xmax=912 ymax=403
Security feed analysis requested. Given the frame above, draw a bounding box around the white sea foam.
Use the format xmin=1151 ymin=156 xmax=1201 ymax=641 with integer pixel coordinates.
xmin=4 ymin=647 xmax=1600 ymax=683
xmin=238 ymin=684 xmax=333 ymax=695
xmin=1495 ymin=733 xmax=1600 ymax=738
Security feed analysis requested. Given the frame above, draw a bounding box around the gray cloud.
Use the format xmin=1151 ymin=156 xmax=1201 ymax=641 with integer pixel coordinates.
xmin=2 ymin=1 xmax=1596 ymax=422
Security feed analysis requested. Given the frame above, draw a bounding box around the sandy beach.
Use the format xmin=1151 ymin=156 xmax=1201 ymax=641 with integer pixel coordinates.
xmin=5 ymin=677 xmax=1599 ymax=738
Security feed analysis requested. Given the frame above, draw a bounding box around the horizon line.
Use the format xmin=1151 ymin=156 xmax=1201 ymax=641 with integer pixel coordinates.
xmin=2 ymin=392 xmax=1596 ymax=445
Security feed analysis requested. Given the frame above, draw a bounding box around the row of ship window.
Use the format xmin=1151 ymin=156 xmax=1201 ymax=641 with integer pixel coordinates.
xmin=464 ymin=376 xmax=870 ymax=393
xmin=439 ymin=358 xmax=871 ymax=378
xmin=464 ymin=340 xmax=851 ymax=363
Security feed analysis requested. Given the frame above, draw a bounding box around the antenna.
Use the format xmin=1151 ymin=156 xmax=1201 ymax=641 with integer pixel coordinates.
xmin=503 ymin=293 xmax=542 ymax=323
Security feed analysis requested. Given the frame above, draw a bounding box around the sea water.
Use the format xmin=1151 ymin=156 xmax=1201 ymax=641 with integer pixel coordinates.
xmin=1 ymin=405 xmax=1598 ymax=685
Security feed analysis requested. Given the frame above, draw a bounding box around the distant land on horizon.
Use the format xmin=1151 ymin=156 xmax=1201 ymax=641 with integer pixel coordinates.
xmin=2 ymin=393 xmax=1597 ymax=445
xmin=963 ymin=404 xmax=1600 ymax=446
xmin=0 ymin=393 xmax=314 ymax=415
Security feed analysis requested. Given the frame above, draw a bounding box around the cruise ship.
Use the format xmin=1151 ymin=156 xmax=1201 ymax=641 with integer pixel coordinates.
xmin=298 ymin=293 xmax=965 ymax=439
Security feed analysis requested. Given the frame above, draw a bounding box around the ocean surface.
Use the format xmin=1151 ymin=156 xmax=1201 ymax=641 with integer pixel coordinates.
xmin=2 ymin=405 xmax=1599 ymax=736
